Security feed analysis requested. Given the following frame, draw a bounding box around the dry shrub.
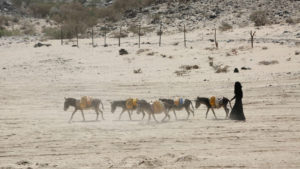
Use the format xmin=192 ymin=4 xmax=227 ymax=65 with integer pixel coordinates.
xmin=231 ymin=48 xmax=238 ymax=55
xmin=98 ymin=0 xmax=155 ymax=22
xmin=180 ymin=65 xmax=199 ymax=70
xmin=52 ymin=3 xmax=98 ymax=39
xmin=42 ymin=27 xmax=61 ymax=39
xmin=208 ymin=57 xmax=229 ymax=73
xmin=128 ymin=25 xmax=154 ymax=35
xmin=133 ymin=68 xmax=142 ymax=74
xmin=259 ymin=60 xmax=279 ymax=65
xmin=286 ymin=17 xmax=300 ymax=24
xmin=175 ymin=70 xmax=189 ymax=76
xmin=110 ymin=31 xmax=128 ymax=38
xmin=208 ymin=56 xmax=214 ymax=66
xmin=250 ymin=11 xmax=269 ymax=26
xmin=0 ymin=28 xmax=21 ymax=37
xmin=214 ymin=65 xmax=229 ymax=73
xmin=219 ymin=22 xmax=232 ymax=31
xmin=136 ymin=49 xmax=150 ymax=54
xmin=0 ymin=16 xmax=12 ymax=28
xmin=152 ymin=14 xmax=161 ymax=24
xmin=21 ymin=22 xmax=36 ymax=35
xmin=147 ymin=52 xmax=156 ymax=56
xmin=98 ymin=7 xmax=121 ymax=22
xmin=112 ymin=0 xmax=154 ymax=13
xmin=29 ymin=2 xmax=55 ymax=18
xmin=172 ymin=42 xmax=179 ymax=46
xmin=205 ymin=47 xmax=218 ymax=51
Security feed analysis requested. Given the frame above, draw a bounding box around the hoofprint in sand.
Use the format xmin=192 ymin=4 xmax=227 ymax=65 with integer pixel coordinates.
xmin=0 ymin=24 xmax=300 ymax=169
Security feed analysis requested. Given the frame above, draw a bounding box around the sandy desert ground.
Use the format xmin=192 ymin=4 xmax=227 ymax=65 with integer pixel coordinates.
xmin=1 ymin=24 xmax=300 ymax=169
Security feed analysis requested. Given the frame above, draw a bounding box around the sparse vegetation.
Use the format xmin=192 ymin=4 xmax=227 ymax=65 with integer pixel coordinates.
xmin=42 ymin=27 xmax=61 ymax=39
xmin=0 ymin=16 xmax=10 ymax=28
xmin=180 ymin=65 xmax=199 ymax=70
xmin=29 ymin=2 xmax=55 ymax=18
xmin=175 ymin=70 xmax=189 ymax=76
xmin=219 ymin=22 xmax=232 ymax=31
xmin=128 ymin=25 xmax=154 ymax=35
xmin=215 ymin=65 xmax=229 ymax=73
xmin=97 ymin=0 xmax=155 ymax=22
xmin=208 ymin=57 xmax=229 ymax=73
xmin=52 ymin=2 xmax=98 ymax=39
xmin=136 ymin=49 xmax=150 ymax=55
xmin=133 ymin=68 xmax=142 ymax=74
xmin=286 ymin=17 xmax=300 ymax=24
xmin=250 ymin=10 xmax=268 ymax=26
xmin=0 ymin=28 xmax=21 ymax=37
xmin=110 ymin=30 xmax=128 ymax=38
xmin=21 ymin=22 xmax=36 ymax=35
xmin=259 ymin=60 xmax=279 ymax=65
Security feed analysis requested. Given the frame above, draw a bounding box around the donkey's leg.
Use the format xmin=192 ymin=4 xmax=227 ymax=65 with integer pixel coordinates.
xmin=141 ymin=111 xmax=145 ymax=120
xmin=95 ymin=109 xmax=99 ymax=121
xmin=162 ymin=111 xmax=169 ymax=122
xmin=99 ymin=109 xmax=105 ymax=120
xmin=189 ymin=106 xmax=195 ymax=117
xmin=119 ymin=109 xmax=126 ymax=120
xmin=148 ymin=113 xmax=151 ymax=122
xmin=205 ymin=108 xmax=210 ymax=119
xmin=211 ymin=108 xmax=217 ymax=119
xmin=173 ymin=109 xmax=178 ymax=120
xmin=185 ymin=107 xmax=191 ymax=120
xmin=152 ymin=113 xmax=158 ymax=122
xmin=127 ymin=110 xmax=132 ymax=120
xmin=69 ymin=109 xmax=77 ymax=123
xmin=162 ymin=114 xmax=167 ymax=122
xmin=80 ymin=110 xmax=86 ymax=121
xmin=223 ymin=106 xmax=229 ymax=119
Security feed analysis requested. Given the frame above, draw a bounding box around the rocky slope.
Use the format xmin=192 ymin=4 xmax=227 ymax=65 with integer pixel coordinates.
xmin=1 ymin=0 xmax=300 ymax=37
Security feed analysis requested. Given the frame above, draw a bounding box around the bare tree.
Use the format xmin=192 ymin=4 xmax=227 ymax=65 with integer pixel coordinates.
xmin=214 ymin=28 xmax=218 ymax=49
xmin=158 ymin=22 xmax=163 ymax=47
xmin=250 ymin=30 xmax=256 ymax=48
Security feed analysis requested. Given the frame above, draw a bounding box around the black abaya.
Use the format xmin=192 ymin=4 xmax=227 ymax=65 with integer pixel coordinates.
xmin=230 ymin=82 xmax=246 ymax=121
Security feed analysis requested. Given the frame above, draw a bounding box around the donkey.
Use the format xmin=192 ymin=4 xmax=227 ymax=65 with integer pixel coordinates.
xmin=195 ymin=97 xmax=232 ymax=119
xmin=111 ymin=100 xmax=145 ymax=120
xmin=64 ymin=97 xmax=104 ymax=122
xmin=136 ymin=100 xmax=170 ymax=122
xmin=159 ymin=98 xmax=195 ymax=120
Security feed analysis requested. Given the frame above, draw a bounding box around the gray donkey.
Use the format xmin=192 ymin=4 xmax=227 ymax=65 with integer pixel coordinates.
xmin=111 ymin=100 xmax=145 ymax=120
xmin=195 ymin=97 xmax=232 ymax=119
xmin=64 ymin=97 xmax=104 ymax=122
xmin=136 ymin=100 xmax=170 ymax=122
xmin=159 ymin=98 xmax=195 ymax=120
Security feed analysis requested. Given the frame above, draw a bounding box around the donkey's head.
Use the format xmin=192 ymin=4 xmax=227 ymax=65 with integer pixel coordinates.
xmin=64 ymin=97 xmax=76 ymax=111
xmin=64 ymin=98 xmax=70 ymax=111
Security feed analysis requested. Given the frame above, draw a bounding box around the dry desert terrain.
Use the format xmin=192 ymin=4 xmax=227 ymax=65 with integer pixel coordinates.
xmin=1 ymin=24 xmax=300 ymax=169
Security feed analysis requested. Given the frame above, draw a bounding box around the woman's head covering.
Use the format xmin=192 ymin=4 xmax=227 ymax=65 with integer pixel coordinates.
xmin=234 ymin=81 xmax=243 ymax=97
xmin=235 ymin=81 xmax=242 ymax=90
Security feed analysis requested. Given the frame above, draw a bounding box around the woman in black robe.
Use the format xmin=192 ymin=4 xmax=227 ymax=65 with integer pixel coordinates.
xmin=229 ymin=82 xmax=246 ymax=121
